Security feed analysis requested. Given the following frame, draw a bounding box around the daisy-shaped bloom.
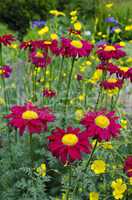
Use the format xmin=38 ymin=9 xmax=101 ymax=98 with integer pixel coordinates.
xmin=30 ymin=51 xmax=51 ymax=67
xmin=97 ymin=62 xmax=119 ymax=75
xmin=48 ymin=127 xmax=91 ymax=164
xmin=0 ymin=65 xmax=12 ymax=78
xmin=20 ymin=40 xmax=32 ymax=50
xmin=43 ymin=88 xmax=56 ymax=98
xmin=5 ymin=102 xmax=55 ymax=135
xmin=81 ymin=110 xmax=121 ymax=141
xmin=126 ymin=68 xmax=132 ymax=82
xmin=117 ymin=66 xmax=130 ymax=79
xmin=100 ymin=78 xmax=123 ymax=90
xmin=0 ymin=34 xmax=15 ymax=46
xmin=124 ymin=156 xmax=132 ymax=177
xmin=96 ymin=44 xmax=126 ymax=61
xmin=60 ymin=38 xmax=93 ymax=57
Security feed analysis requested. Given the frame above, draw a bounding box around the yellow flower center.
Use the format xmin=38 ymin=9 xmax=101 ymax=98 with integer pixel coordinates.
xmin=119 ymin=67 xmax=129 ymax=72
xmin=71 ymin=40 xmax=83 ymax=48
xmin=104 ymin=45 xmax=116 ymax=51
xmin=44 ymin=41 xmax=52 ymax=45
xmin=95 ymin=115 xmax=110 ymax=128
xmin=107 ymin=78 xmax=117 ymax=83
xmin=0 ymin=69 xmax=4 ymax=74
xmin=61 ymin=133 xmax=78 ymax=146
xmin=36 ymin=52 xmax=43 ymax=58
xmin=22 ymin=110 xmax=38 ymax=120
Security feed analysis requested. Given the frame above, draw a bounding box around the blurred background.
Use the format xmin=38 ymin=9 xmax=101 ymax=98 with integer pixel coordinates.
xmin=0 ymin=0 xmax=132 ymax=40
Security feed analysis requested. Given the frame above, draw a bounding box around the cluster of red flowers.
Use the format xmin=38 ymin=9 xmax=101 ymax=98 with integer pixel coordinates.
xmin=20 ymin=37 xmax=93 ymax=68
xmin=96 ymin=43 xmax=132 ymax=92
xmin=43 ymin=88 xmax=56 ymax=98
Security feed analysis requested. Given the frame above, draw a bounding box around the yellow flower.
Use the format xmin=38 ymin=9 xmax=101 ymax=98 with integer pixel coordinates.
xmin=75 ymin=109 xmax=84 ymax=120
xmin=127 ymin=57 xmax=132 ymax=63
xmin=119 ymin=41 xmax=125 ymax=47
xmin=114 ymin=28 xmax=121 ymax=34
xmin=120 ymin=119 xmax=127 ymax=129
xmin=105 ymin=3 xmax=113 ymax=8
xmin=49 ymin=10 xmax=65 ymax=16
xmin=88 ymin=69 xmax=102 ymax=84
xmin=97 ymin=32 xmax=102 ymax=36
xmin=50 ymin=33 xmax=58 ymax=40
xmin=38 ymin=26 xmax=49 ymax=35
xmin=74 ymin=21 xmax=82 ymax=31
xmin=36 ymin=163 xmax=46 ymax=177
xmin=111 ymin=178 xmax=127 ymax=200
xmin=129 ymin=177 xmax=132 ymax=185
xmin=105 ymin=88 xmax=119 ymax=96
xmin=10 ymin=43 xmax=18 ymax=49
xmin=70 ymin=10 xmax=78 ymax=16
xmin=78 ymin=94 xmax=85 ymax=101
xmin=102 ymin=142 xmax=113 ymax=149
xmin=91 ymin=160 xmax=106 ymax=174
xmin=125 ymin=25 xmax=132 ymax=31
xmin=71 ymin=16 xmax=78 ymax=24
xmin=0 ymin=97 xmax=5 ymax=105
xmin=89 ymin=192 xmax=99 ymax=200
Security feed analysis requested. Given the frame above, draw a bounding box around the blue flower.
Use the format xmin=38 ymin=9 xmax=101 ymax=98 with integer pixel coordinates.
xmin=32 ymin=20 xmax=46 ymax=28
xmin=105 ymin=17 xmax=118 ymax=25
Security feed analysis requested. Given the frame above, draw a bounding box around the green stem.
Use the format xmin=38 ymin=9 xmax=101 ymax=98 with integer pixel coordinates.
xmin=29 ymin=134 xmax=34 ymax=169
xmin=57 ymin=56 xmax=64 ymax=93
xmin=64 ymin=58 xmax=75 ymax=114
xmin=66 ymin=166 xmax=72 ymax=200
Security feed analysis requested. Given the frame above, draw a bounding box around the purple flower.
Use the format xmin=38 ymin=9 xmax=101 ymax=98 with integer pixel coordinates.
xmin=0 ymin=65 xmax=12 ymax=78
xmin=32 ymin=20 xmax=46 ymax=28
xmin=105 ymin=17 xmax=118 ymax=25
xmin=110 ymin=26 xmax=121 ymax=33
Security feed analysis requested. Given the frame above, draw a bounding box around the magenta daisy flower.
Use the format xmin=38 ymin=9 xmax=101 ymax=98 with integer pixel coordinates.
xmin=0 ymin=34 xmax=15 ymax=46
xmin=30 ymin=51 xmax=51 ymax=67
xmin=96 ymin=44 xmax=126 ymax=60
xmin=48 ymin=127 xmax=92 ymax=164
xmin=60 ymin=38 xmax=93 ymax=57
xmin=100 ymin=78 xmax=123 ymax=90
xmin=0 ymin=65 xmax=12 ymax=78
xmin=81 ymin=110 xmax=121 ymax=141
xmin=5 ymin=102 xmax=55 ymax=135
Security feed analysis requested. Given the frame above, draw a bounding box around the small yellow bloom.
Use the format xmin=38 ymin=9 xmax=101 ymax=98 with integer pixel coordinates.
xmin=97 ymin=32 xmax=102 ymax=36
xmin=0 ymin=97 xmax=5 ymax=105
xmin=105 ymin=3 xmax=113 ymax=8
xmin=10 ymin=43 xmax=18 ymax=49
xmin=102 ymin=142 xmax=113 ymax=149
xmin=78 ymin=94 xmax=85 ymax=101
xmin=36 ymin=163 xmax=46 ymax=177
xmin=125 ymin=25 xmax=132 ymax=31
xmin=119 ymin=41 xmax=125 ymax=47
xmin=129 ymin=177 xmax=132 ymax=185
xmin=89 ymin=192 xmax=99 ymax=200
xmin=120 ymin=119 xmax=127 ymax=129
xmin=49 ymin=10 xmax=65 ymax=16
xmin=50 ymin=33 xmax=58 ymax=40
xmin=74 ymin=21 xmax=82 ymax=31
xmin=111 ymin=178 xmax=127 ymax=200
xmin=75 ymin=109 xmax=84 ymax=121
xmin=114 ymin=28 xmax=121 ymax=34
xmin=38 ymin=26 xmax=49 ymax=35
xmin=88 ymin=69 xmax=102 ymax=84
xmin=70 ymin=10 xmax=77 ymax=16
xmin=91 ymin=160 xmax=106 ymax=174
xmin=127 ymin=57 xmax=132 ymax=63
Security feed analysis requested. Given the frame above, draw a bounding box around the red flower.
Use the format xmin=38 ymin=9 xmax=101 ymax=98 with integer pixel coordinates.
xmin=48 ymin=127 xmax=92 ymax=164
xmin=126 ymin=68 xmax=132 ymax=82
xmin=97 ymin=62 xmax=119 ymax=75
xmin=0 ymin=34 xmax=15 ymax=46
xmin=0 ymin=65 xmax=12 ymax=78
xmin=20 ymin=40 xmax=32 ymax=50
xmin=60 ymin=38 xmax=93 ymax=57
xmin=100 ymin=78 xmax=123 ymax=90
xmin=81 ymin=111 xmax=121 ymax=141
xmin=50 ymin=39 xmax=60 ymax=56
xmin=116 ymin=67 xmax=130 ymax=79
xmin=30 ymin=51 xmax=51 ymax=67
xmin=5 ymin=102 xmax=55 ymax=135
xmin=96 ymin=44 xmax=126 ymax=60
xmin=124 ymin=156 xmax=132 ymax=177
xmin=43 ymin=88 xmax=56 ymax=98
